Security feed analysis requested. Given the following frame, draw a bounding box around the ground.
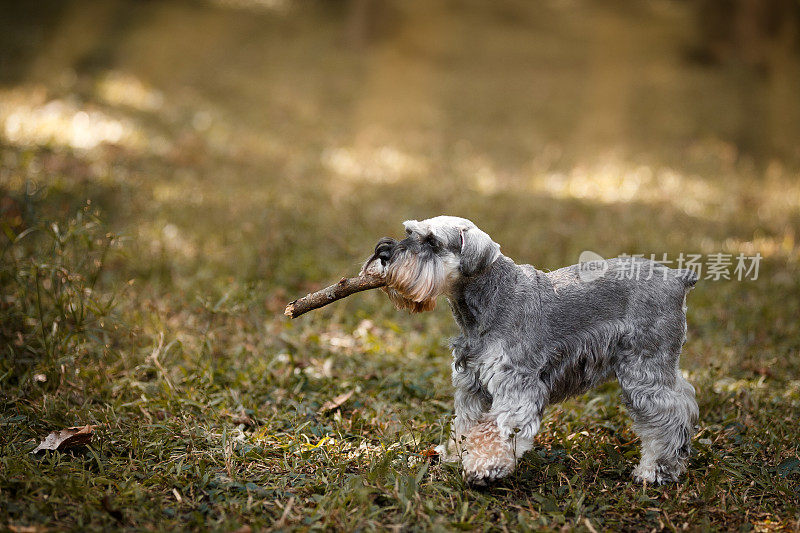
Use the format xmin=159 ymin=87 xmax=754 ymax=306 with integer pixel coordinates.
xmin=1 ymin=0 xmax=799 ymax=531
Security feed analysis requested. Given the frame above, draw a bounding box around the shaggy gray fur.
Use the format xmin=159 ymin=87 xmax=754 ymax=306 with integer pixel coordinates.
xmin=364 ymin=216 xmax=699 ymax=485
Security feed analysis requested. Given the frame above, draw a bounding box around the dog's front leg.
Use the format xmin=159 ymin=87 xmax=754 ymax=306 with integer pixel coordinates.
xmin=436 ymin=365 xmax=490 ymax=462
xmin=460 ymin=418 xmax=517 ymax=485
xmin=462 ymin=375 xmax=544 ymax=485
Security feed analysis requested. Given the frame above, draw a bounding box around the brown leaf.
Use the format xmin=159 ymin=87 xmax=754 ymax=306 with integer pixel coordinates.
xmin=228 ymin=409 xmax=255 ymax=427
xmin=32 ymin=424 xmax=98 ymax=453
xmin=8 ymin=526 xmax=41 ymax=533
xmin=421 ymin=447 xmax=439 ymax=459
xmin=319 ymin=390 xmax=354 ymax=413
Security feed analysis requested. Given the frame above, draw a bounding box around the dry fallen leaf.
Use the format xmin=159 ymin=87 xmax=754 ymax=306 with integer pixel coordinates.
xmin=319 ymin=390 xmax=354 ymax=413
xmin=8 ymin=525 xmax=41 ymax=533
xmin=229 ymin=410 xmax=255 ymax=427
xmin=421 ymin=447 xmax=439 ymax=459
xmin=32 ymin=425 xmax=98 ymax=453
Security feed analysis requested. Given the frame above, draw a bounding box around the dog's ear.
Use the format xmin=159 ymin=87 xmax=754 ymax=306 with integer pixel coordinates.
xmin=402 ymin=220 xmax=422 ymax=235
xmin=459 ymin=226 xmax=500 ymax=276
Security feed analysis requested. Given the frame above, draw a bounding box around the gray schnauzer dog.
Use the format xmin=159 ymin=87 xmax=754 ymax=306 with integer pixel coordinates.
xmin=362 ymin=216 xmax=699 ymax=485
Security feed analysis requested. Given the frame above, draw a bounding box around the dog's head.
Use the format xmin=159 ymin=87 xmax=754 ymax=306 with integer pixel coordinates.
xmin=362 ymin=216 xmax=500 ymax=312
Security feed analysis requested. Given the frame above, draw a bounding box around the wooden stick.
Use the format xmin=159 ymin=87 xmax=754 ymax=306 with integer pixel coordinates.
xmin=284 ymin=273 xmax=385 ymax=318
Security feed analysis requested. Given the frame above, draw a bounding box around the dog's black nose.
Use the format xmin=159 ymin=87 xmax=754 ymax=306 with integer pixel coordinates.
xmin=374 ymin=237 xmax=397 ymax=265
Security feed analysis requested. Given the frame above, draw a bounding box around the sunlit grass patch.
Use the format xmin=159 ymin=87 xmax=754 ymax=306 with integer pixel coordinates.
xmin=0 ymin=90 xmax=146 ymax=152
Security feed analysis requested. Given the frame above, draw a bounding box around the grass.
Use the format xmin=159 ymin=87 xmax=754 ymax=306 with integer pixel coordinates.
xmin=2 ymin=0 xmax=800 ymax=530
xmin=1 ymin=208 xmax=798 ymax=532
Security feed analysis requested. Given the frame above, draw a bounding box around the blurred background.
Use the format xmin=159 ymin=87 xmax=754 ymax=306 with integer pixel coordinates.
xmin=2 ymin=0 xmax=800 ymax=529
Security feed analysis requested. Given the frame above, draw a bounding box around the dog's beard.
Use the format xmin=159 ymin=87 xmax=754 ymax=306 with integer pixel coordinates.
xmin=382 ymin=287 xmax=437 ymax=313
xmin=383 ymin=251 xmax=454 ymax=313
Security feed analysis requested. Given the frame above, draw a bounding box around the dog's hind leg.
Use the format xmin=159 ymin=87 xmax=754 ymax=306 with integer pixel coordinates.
xmin=617 ymin=357 xmax=699 ymax=484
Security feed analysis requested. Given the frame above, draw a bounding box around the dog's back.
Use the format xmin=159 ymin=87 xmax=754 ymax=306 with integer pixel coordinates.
xmin=527 ymin=257 xmax=696 ymax=402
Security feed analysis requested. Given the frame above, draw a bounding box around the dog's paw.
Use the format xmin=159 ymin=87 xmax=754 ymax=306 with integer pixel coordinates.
xmin=632 ymin=463 xmax=682 ymax=485
xmin=461 ymin=420 xmax=516 ymax=486
xmin=464 ymin=463 xmax=513 ymax=486
xmin=434 ymin=443 xmax=461 ymax=463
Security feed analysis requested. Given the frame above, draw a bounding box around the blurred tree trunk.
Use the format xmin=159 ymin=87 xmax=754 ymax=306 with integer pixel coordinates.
xmin=693 ymin=0 xmax=799 ymax=70
xmin=692 ymin=0 xmax=800 ymax=160
xmin=345 ymin=0 xmax=391 ymax=49
xmin=346 ymin=0 xmax=451 ymax=155
xmin=764 ymin=7 xmax=800 ymax=160
xmin=573 ymin=8 xmax=634 ymax=157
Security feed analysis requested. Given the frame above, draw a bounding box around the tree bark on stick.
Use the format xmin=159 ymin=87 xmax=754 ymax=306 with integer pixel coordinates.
xmin=284 ymin=273 xmax=385 ymax=318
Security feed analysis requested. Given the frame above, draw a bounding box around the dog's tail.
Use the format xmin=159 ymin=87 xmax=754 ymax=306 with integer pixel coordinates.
xmin=675 ymin=269 xmax=699 ymax=289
